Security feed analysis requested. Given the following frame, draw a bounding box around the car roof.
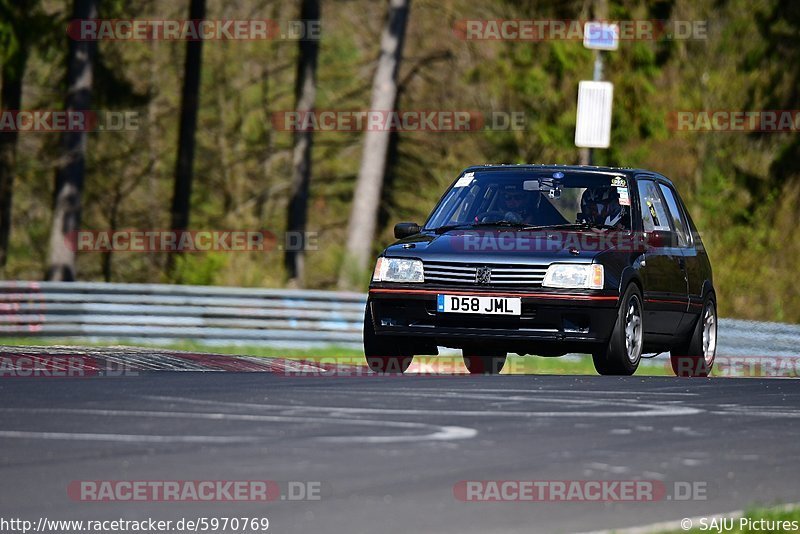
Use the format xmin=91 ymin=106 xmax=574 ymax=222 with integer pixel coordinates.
xmin=460 ymin=164 xmax=675 ymax=188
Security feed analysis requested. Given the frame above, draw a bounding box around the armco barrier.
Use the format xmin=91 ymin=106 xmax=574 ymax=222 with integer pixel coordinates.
xmin=0 ymin=282 xmax=366 ymax=349
xmin=1 ymin=281 xmax=799 ymax=355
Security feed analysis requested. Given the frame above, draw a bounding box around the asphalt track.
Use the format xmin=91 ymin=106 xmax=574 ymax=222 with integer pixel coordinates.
xmin=1 ymin=346 xmax=799 ymax=534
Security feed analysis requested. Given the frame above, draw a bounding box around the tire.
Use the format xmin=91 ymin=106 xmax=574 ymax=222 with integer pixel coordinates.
xmin=592 ymin=284 xmax=643 ymax=376
xmin=670 ymin=295 xmax=717 ymax=377
xmin=363 ymin=302 xmax=413 ymax=374
xmin=462 ymin=349 xmax=507 ymax=375
xmin=591 ymin=350 xmax=615 ymax=375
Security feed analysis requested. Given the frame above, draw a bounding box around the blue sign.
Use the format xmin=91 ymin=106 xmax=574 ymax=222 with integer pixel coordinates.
xmin=584 ymin=22 xmax=619 ymax=51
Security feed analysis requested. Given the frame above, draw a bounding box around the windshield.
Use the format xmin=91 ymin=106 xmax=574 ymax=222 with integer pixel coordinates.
xmin=425 ymin=170 xmax=633 ymax=231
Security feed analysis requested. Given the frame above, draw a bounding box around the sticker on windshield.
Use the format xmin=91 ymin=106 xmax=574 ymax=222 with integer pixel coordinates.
xmin=611 ymin=177 xmax=626 ymax=187
xmin=617 ymin=187 xmax=630 ymax=206
xmin=453 ymin=172 xmax=474 ymax=188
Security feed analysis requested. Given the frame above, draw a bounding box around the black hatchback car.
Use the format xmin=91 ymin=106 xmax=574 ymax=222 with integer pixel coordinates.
xmin=364 ymin=165 xmax=717 ymax=376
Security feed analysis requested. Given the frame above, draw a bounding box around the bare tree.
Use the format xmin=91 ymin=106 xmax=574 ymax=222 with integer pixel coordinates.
xmin=46 ymin=0 xmax=97 ymax=281
xmin=168 ymin=0 xmax=206 ymax=276
xmin=338 ymin=0 xmax=410 ymax=289
xmin=284 ymin=0 xmax=321 ymax=287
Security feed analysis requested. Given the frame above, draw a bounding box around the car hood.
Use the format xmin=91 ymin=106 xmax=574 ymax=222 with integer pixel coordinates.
xmin=382 ymin=229 xmax=634 ymax=264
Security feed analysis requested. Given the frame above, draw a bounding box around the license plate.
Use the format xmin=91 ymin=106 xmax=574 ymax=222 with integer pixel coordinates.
xmin=437 ymin=295 xmax=521 ymax=315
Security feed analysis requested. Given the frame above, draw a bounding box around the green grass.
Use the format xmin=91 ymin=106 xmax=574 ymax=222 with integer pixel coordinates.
xmin=660 ymin=505 xmax=800 ymax=533
xmin=0 ymin=337 xmax=676 ymax=375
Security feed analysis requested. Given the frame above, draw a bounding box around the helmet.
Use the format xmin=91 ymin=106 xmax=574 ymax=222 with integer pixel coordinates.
xmin=581 ymin=186 xmax=622 ymax=226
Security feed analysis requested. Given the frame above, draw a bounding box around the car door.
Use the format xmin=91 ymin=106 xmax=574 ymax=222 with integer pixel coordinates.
xmin=658 ymin=183 xmax=702 ymax=334
xmin=635 ymin=178 xmax=688 ymax=335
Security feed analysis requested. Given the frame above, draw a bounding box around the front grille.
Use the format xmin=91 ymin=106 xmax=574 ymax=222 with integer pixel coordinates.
xmin=423 ymin=261 xmax=548 ymax=287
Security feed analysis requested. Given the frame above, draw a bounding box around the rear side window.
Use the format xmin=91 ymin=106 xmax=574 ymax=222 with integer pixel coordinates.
xmin=636 ymin=180 xmax=671 ymax=232
xmin=658 ymin=184 xmax=691 ymax=247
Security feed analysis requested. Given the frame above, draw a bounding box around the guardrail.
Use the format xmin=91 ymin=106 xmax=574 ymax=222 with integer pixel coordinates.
xmin=1 ymin=281 xmax=799 ymax=356
xmin=0 ymin=281 xmax=366 ymax=349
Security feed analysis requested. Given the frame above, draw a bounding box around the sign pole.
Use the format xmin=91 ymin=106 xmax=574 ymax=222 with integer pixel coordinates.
xmin=588 ymin=51 xmax=605 ymax=165
xmin=576 ymin=20 xmax=616 ymax=164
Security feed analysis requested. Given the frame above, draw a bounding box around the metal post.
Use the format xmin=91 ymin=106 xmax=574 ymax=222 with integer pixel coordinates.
xmin=588 ymin=52 xmax=604 ymax=166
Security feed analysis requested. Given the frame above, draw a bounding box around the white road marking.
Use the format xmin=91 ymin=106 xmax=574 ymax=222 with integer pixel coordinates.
xmin=146 ymin=394 xmax=704 ymax=418
xmin=711 ymin=407 xmax=800 ymax=418
xmin=316 ymin=387 xmax=701 ymax=397
xmin=586 ymin=462 xmax=630 ymax=474
xmin=0 ymin=406 xmax=477 ymax=444
xmin=0 ymin=430 xmax=260 ymax=443
xmin=318 ymin=426 xmax=477 ymax=444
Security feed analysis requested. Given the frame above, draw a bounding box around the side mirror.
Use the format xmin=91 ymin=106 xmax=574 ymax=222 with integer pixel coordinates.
xmin=394 ymin=222 xmax=421 ymax=239
xmin=646 ymin=230 xmax=672 ymax=248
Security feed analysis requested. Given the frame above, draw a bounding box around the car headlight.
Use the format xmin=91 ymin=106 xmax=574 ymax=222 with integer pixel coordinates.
xmin=372 ymin=257 xmax=424 ymax=283
xmin=542 ymin=264 xmax=604 ymax=289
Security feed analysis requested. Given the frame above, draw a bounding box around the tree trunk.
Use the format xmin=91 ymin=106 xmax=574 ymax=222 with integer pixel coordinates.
xmin=339 ymin=0 xmax=411 ymax=289
xmin=0 ymin=52 xmax=26 ymax=270
xmin=45 ymin=0 xmax=97 ymax=281
xmin=284 ymin=0 xmax=321 ymax=287
xmin=168 ymin=0 xmax=206 ymax=276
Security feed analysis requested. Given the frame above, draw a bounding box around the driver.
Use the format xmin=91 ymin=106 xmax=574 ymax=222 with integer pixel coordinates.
xmin=581 ymin=186 xmax=626 ymax=227
xmin=496 ymin=184 xmax=532 ymax=223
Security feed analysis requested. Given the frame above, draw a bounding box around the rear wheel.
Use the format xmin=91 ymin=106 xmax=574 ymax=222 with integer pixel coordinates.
xmin=462 ymin=348 xmax=507 ymax=375
xmin=592 ymin=284 xmax=643 ymax=376
xmin=363 ymin=303 xmax=413 ymax=374
xmin=670 ymin=295 xmax=717 ymax=377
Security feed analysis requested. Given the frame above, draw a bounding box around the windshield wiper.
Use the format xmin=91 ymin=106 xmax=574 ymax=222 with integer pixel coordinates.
xmin=431 ymin=223 xmax=472 ymax=234
xmin=432 ymin=220 xmax=531 ymax=234
xmin=524 ymin=222 xmax=620 ymax=231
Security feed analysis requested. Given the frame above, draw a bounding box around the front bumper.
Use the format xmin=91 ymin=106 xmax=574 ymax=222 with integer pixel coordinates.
xmin=368 ymin=285 xmax=620 ymax=349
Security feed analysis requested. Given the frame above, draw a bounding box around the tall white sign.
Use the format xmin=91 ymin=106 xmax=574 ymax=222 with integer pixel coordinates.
xmin=575 ymin=81 xmax=614 ymax=149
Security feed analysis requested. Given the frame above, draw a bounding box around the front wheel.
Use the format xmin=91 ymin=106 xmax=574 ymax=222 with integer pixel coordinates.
xmin=363 ymin=303 xmax=413 ymax=374
xmin=670 ymin=295 xmax=717 ymax=377
xmin=592 ymin=284 xmax=643 ymax=376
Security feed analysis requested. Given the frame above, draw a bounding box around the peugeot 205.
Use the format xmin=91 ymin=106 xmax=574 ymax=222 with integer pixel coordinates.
xmin=364 ymin=165 xmax=717 ymax=377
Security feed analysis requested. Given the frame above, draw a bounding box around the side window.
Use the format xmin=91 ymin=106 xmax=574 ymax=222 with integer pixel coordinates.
xmin=636 ymin=180 xmax=671 ymax=233
xmin=658 ymin=184 xmax=691 ymax=247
